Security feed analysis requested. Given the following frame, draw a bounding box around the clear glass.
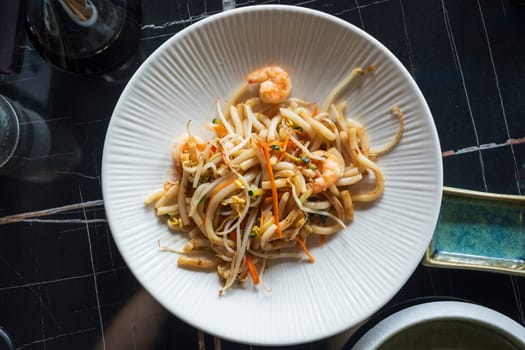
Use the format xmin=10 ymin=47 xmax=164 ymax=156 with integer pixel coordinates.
xmin=0 ymin=95 xmax=20 ymax=168
xmin=26 ymin=0 xmax=141 ymax=74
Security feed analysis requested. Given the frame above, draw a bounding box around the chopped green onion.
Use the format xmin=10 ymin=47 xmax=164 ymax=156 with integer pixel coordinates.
xmin=283 ymin=152 xmax=302 ymax=163
xmin=301 ymin=157 xmax=310 ymax=163
xmin=248 ymin=188 xmax=263 ymax=197
xmin=309 ymin=164 xmax=318 ymax=171
xmin=270 ymin=144 xmax=281 ymax=151
xmin=212 ymin=118 xmax=218 ymax=124
xmin=294 ymin=125 xmax=304 ymax=132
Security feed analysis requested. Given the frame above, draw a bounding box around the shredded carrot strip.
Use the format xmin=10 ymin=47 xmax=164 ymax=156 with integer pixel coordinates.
xmin=278 ymin=135 xmax=290 ymax=161
xmin=217 ymin=142 xmax=229 ymax=165
xmin=245 ymin=255 xmax=260 ymax=285
xmin=312 ymin=104 xmax=319 ymax=118
xmin=296 ymin=237 xmax=315 ymax=263
xmin=214 ymin=124 xmax=227 ymax=137
xmin=264 ymin=196 xmax=273 ymax=205
xmin=286 ymin=141 xmax=299 ymax=150
xmin=258 ymin=142 xmax=283 ymax=238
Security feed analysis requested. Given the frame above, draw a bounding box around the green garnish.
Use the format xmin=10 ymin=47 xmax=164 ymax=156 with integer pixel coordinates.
xmin=248 ymin=188 xmax=263 ymax=197
xmin=301 ymin=157 xmax=310 ymax=163
xmin=309 ymin=164 xmax=318 ymax=171
xmin=270 ymin=144 xmax=281 ymax=151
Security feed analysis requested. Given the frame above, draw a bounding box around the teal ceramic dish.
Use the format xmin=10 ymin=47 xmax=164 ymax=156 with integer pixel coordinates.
xmin=423 ymin=187 xmax=525 ymax=275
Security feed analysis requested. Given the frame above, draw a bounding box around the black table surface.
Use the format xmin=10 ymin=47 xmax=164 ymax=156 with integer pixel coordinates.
xmin=1 ymin=0 xmax=524 ymax=349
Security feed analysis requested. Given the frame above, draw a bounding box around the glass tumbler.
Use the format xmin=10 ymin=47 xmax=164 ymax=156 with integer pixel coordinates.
xmin=0 ymin=95 xmax=20 ymax=170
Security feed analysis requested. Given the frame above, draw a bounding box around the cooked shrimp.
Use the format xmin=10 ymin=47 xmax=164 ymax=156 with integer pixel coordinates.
xmin=247 ymin=66 xmax=292 ymax=104
xmin=309 ymin=148 xmax=345 ymax=194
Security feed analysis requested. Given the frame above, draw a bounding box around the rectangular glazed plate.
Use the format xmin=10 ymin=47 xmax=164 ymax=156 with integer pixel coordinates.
xmin=423 ymin=186 xmax=525 ymax=275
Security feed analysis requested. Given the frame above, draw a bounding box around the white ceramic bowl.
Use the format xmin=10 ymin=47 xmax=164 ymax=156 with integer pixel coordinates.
xmin=102 ymin=5 xmax=443 ymax=345
xmin=350 ymin=301 xmax=525 ymax=349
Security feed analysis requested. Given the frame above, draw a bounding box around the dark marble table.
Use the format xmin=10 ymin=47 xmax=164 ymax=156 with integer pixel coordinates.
xmin=0 ymin=0 xmax=524 ymax=349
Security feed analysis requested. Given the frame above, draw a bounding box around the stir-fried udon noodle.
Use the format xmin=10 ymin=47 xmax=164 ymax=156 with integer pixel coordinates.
xmin=145 ymin=65 xmax=403 ymax=295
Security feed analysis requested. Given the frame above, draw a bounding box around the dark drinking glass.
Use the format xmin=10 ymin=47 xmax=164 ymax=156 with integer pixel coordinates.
xmin=26 ymin=0 xmax=142 ymax=74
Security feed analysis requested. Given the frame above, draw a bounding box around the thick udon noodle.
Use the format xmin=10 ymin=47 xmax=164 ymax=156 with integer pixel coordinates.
xmin=145 ymin=67 xmax=403 ymax=295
